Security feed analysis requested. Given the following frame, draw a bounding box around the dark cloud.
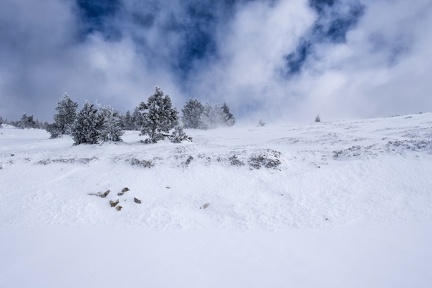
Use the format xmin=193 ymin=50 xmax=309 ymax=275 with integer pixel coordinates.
xmin=76 ymin=0 xmax=123 ymax=40
xmin=0 ymin=0 xmax=431 ymax=123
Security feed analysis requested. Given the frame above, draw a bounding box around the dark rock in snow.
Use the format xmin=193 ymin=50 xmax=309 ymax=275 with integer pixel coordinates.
xmin=88 ymin=190 xmax=110 ymax=198
xmin=134 ymin=197 xmax=141 ymax=204
xmin=101 ymin=190 xmax=110 ymax=198
xmin=200 ymin=203 xmax=210 ymax=209
xmin=110 ymin=199 xmax=119 ymax=207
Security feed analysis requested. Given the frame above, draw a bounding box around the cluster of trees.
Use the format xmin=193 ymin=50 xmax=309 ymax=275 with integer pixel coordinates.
xmin=40 ymin=86 xmax=235 ymax=145
xmin=181 ymin=99 xmax=235 ymax=129
xmin=0 ymin=114 xmax=47 ymax=129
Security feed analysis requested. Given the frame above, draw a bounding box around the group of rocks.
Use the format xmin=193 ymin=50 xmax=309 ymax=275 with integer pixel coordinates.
xmin=89 ymin=187 xmax=141 ymax=212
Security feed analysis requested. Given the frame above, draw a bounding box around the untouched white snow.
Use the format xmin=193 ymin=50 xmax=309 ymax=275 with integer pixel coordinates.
xmin=1 ymin=113 xmax=432 ymax=287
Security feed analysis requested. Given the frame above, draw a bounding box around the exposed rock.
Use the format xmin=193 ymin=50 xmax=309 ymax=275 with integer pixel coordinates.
xmin=118 ymin=187 xmax=130 ymax=196
xmin=101 ymin=190 xmax=110 ymax=198
xmin=182 ymin=155 xmax=194 ymax=167
xmin=200 ymin=203 xmax=210 ymax=209
xmin=88 ymin=190 xmax=110 ymax=198
xmin=116 ymin=205 xmax=122 ymax=211
xmin=134 ymin=197 xmax=141 ymax=204
xmin=110 ymin=199 xmax=119 ymax=207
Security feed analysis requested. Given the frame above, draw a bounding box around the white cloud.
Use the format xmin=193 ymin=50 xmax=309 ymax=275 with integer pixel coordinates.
xmin=1 ymin=0 xmax=431 ymax=123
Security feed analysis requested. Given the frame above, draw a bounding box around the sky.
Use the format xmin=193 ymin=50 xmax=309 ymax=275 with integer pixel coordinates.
xmin=0 ymin=0 xmax=431 ymax=123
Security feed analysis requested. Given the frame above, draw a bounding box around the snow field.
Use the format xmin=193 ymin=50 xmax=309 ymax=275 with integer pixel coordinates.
xmin=1 ymin=112 xmax=432 ymax=287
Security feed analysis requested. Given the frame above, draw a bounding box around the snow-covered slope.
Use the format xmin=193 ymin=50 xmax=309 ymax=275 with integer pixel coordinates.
xmin=1 ymin=113 xmax=432 ymax=287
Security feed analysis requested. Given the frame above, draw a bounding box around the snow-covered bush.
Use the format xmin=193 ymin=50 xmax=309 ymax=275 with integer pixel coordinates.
xmin=48 ymin=93 xmax=78 ymax=138
xmin=182 ymin=98 xmax=204 ymax=129
xmin=138 ymin=86 xmax=179 ymax=143
xmin=248 ymin=150 xmax=282 ymax=170
xmin=257 ymin=119 xmax=265 ymax=127
xmin=72 ymin=101 xmax=99 ymax=145
xmin=170 ymin=126 xmax=192 ymax=143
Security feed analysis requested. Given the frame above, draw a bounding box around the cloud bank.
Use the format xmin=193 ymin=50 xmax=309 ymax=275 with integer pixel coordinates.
xmin=0 ymin=0 xmax=431 ymax=122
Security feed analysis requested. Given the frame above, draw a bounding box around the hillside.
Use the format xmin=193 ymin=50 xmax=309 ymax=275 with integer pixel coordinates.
xmin=1 ymin=113 xmax=432 ymax=287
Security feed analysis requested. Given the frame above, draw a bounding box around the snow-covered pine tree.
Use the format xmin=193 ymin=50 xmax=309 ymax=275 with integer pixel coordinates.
xmin=182 ymin=98 xmax=204 ymax=129
xmin=221 ymin=102 xmax=235 ymax=127
xmin=96 ymin=105 xmax=124 ymax=142
xmin=122 ymin=110 xmax=135 ymax=130
xmin=315 ymin=115 xmax=321 ymax=122
xmin=132 ymin=107 xmax=143 ymax=130
xmin=138 ymin=86 xmax=179 ymax=143
xmin=0 ymin=116 xmax=3 ymax=127
xmin=52 ymin=93 xmax=78 ymax=135
xmin=72 ymin=101 xmax=99 ymax=145
xmin=199 ymin=103 xmax=217 ymax=129
xmin=19 ymin=114 xmax=36 ymax=129
xmin=46 ymin=123 xmax=61 ymax=138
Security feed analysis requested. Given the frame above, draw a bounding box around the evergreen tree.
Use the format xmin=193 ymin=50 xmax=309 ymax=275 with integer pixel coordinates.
xmin=18 ymin=114 xmax=36 ymax=129
xmin=138 ymin=86 xmax=179 ymax=143
xmin=221 ymin=102 xmax=235 ymax=127
xmin=199 ymin=103 xmax=218 ymax=129
xmin=132 ymin=107 xmax=143 ymax=130
xmin=122 ymin=110 xmax=135 ymax=130
xmin=0 ymin=116 xmax=3 ymax=127
xmin=46 ymin=123 xmax=61 ymax=138
xmin=46 ymin=93 xmax=78 ymax=138
xmin=315 ymin=115 xmax=321 ymax=122
xmin=182 ymin=98 xmax=204 ymax=129
xmin=199 ymin=103 xmax=235 ymax=129
xmin=97 ymin=105 xmax=124 ymax=142
xmin=72 ymin=101 xmax=99 ymax=145
xmin=54 ymin=93 xmax=78 ymax=135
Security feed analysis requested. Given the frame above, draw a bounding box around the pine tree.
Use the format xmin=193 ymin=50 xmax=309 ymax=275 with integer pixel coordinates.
xmin=182 ymin=98 xmax=204 ymax=129
xmin=132 ymin=107 xmax=143 ymax=130
xmin=122 ymin=110 xmax=135 ymax=130
xmin=72 ymin=101 xmax=99 ymax=145
xmin=138 ymin=86 xmax=179 ymax=143
xmin=221 ymin=102 xmax=235 ymax=127
xmin=97 ymin=105 xmax=124 ymax=142
xmin=315 ymin=115 xmax=321 ymax=122
xmin=19 ymin=114 xmax=36 ymax=129
xmin=199 ymin=103 xmax=235 ymax=129
xmin=47 ymin=93 xmax=78 ymax=138
xmin=0 ymin=116 xmax=3 ymax=127
xmin=199 ymin=103 xmax=218 ymax=130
